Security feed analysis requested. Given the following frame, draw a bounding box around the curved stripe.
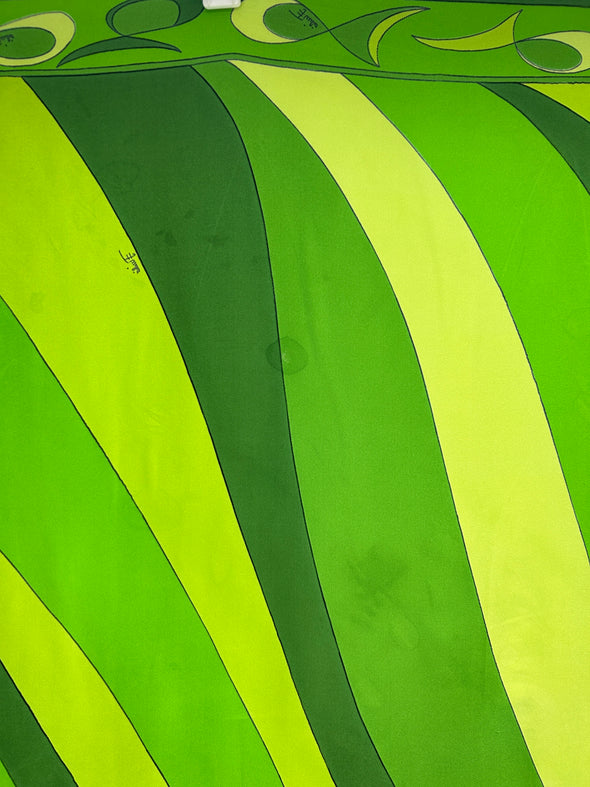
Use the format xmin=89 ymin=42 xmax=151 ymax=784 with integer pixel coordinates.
xmin=0 ymin=294 xmax=281 ymax=786
xmin=0 ymin=759 xmax=14 ymax=787
xmin=27 ymin=64 xmax=381 ymax=787
xmin=348 ymin=76 xmax=590 ymax=557
xmin=0 ymin=659 xmax=76 ymax=786
xmin=484 ymin=82 xmax=590 ymax=196
xmin=477 ymin=82 xmax=590 ymax=553
xmin=232 ymin=61 xmax=590 ymax=787
xmin=0 ymin=76 xmax=332 ymax=787
xmin=199 ymin=58 xmax=543 ymax=787
xmin=0 ymin=552 xmax=165 ymax=787
xmin=524 ymin=82 xmax=590 ymax=122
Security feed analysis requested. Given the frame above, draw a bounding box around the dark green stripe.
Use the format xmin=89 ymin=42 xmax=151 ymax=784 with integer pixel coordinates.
xmin=483 ymin=83 xmax=590 ymax=196
xmin=26 ymin=67 xmax=392 ymax=787
xmin=0 ymin=295 xmax=279 ymax=785
xmin=0 ymin=659 xmax=75 ymax=787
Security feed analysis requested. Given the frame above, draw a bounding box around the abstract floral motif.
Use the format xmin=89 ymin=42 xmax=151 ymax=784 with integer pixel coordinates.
xmin=417 ymin=9 xmax=590 ymax=73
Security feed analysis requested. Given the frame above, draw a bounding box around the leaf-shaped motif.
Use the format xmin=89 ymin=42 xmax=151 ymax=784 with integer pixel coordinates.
xmin=523 ymin=30 xmax=590 ymax=73
xmin=106 ymin=0 xmax=202 ymax=35
xmin=0 ymin=12 xmax=75 ymax=66
xmin=263 ymin=3 xmax=326 ymax=40
xmin=58 ymin=35 xmax=180 ymax=67
xmin=416 ymin=11 xmax=590 ymax=74
xmin=262 ymin=3 xmax=425 ymax=66
xmin=108 ymin=0 xmax=180 ymax=35
xmin=517 ymin=37 xmax=582 ymax=72
xmin=0 ymin=27 xmax=55 ymax=60
xmin=334 ymin=7 xmax=425 ymax=66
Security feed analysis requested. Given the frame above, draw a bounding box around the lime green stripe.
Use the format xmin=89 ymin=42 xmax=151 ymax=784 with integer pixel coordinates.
xmin=0 ymin=759 xmax=14 ymax=787
xmin=233 ymin=61 xmax=590 ymax=787
xmin=0 ymin=293 xmax=280 ymax=787
xmin=0 ymin=76 xmax=332 ymax=787
xmin=0 ymin=552 xmax=165 ymax=787
xmin=200 ymin=59 xmax=541 ymax=787
xmin=349 ymin=77 xmax=590 ymax=558
xmin=524 ymin=82 xmax=590 ymax=122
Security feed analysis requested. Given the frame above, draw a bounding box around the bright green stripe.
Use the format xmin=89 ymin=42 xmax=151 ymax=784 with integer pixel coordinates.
xmin=198 ymin=60 xmax=543 ymax=787
xmin=352 ymin=76 xmax=590 ymax=556
xmin=27 ymin=65 xmax=377 ymax=787
xmin=0 ymin=551 xmax=166 ymax=787
xmin=0 ymin=75 xmax=331 ymax=787
xmin=0 ymin=659 xmax=76 ymax=786
xmin=484 ymin=82 xmax=590 ymax=201
xmin=234 ymin=62 xmax=590 ymax=787
xmin=482 ymin=82 xmax=590 ymax=554
xmin=0 ymin=295 xmax=280 ymax=786
xmin=0 ymin=759 xmax=14 ymax=786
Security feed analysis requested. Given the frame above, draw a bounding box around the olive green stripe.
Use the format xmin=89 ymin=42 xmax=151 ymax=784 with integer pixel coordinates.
xmin=0 ymin=659 xmax=75 ymax=787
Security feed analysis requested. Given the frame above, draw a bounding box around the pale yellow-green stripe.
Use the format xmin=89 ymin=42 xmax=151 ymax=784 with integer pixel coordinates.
xmin=0 ymin=551 xmax=165 ymax=786
xmin=525 ymin=82 xmax=590 ymax=123
xmin=233 ymin=61 xmax=590 ymax=786
xmin=0 ymin=77 xmax=333 ymax=787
